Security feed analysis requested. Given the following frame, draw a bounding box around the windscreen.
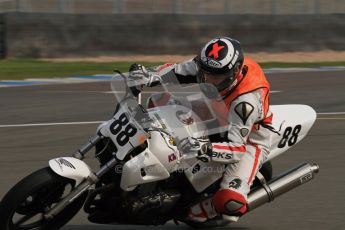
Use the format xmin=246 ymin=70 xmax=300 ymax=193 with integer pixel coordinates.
xmin=109 ymin=68 xmax=230 ymax=142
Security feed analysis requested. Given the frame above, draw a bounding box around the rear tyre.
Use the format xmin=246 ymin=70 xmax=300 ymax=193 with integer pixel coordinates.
xmin=251 ymin=161 xmax=273 ymax=189
xmin=0 ymin=167 xmax=87 ymax=230
xmin=259 ymin=161 xmax=273 ymax=181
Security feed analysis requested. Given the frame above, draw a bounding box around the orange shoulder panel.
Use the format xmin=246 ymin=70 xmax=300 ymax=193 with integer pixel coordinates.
xmin=211 ymin=57 xmax=271 ymax=126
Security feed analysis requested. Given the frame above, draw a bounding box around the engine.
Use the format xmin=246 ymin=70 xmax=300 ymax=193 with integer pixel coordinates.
xmin=125 ymin=189 xmax=181 ymax=225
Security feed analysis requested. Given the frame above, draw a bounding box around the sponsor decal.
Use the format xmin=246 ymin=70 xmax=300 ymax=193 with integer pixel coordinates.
xmin=207 ymin=59 xmax=222 ymax=68
xmin=300 ymin=172 xmax=313 ymax=184
xmin=169 ymin=136 xmax=175 ymax=146
xmin=192 ymin=164 xmax=201 ymax=174
xmin=168 ymin=153 xmax=177 ymax=162
xmin=201 ymin=38 xmax=234 ymax=69
xmin=228 ymin=178 xmax=242 ymax=190
xmin=55 ymin=158 xmax=76 ymax=171
xmin=240 ymin=128 xmax=249 ymax=137
xmin=234 ymin=102 xmax=254 ymax=124
xmin=54 ymin=159 xmax=64 ymax=172
xmin=211 ymin=152 xmax=233 ymax=160
xmin=176 ymin=110 xmax=194 ymax=125
xmin=207 ymin=42 xmax=225 ymax=59
xmin=201 ymin=56 xmax=222 ymax=68
xmin=229 ymin=50 xmax=239 ymax=68
xmin=258 ymin=98 xmax=264 ymax=117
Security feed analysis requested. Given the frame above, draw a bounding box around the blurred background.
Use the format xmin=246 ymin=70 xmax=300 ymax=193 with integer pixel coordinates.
xmin=0 ymin=0 xmax=344 ymax=59
xmin=0 ymin=2 xmax=344 ymax=230
xmin=2 ymin=0 xmax=345 ymax=14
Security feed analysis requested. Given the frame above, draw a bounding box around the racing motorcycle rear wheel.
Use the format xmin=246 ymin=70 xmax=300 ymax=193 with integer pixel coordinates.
xmin=0 ymin=167 xmax=87 ymax=230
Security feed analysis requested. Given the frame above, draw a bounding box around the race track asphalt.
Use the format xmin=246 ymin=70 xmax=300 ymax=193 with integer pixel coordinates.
xmin=0 ymin=70 xmax=344 ymax=230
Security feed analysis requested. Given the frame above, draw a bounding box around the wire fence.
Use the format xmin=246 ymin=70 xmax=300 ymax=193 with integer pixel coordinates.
xmin=0 ymin=0 xmax=344 ymax=14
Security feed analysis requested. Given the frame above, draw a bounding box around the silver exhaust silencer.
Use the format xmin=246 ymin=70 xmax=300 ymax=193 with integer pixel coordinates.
xmin=247 ymin=163 xmax=319 ymax=211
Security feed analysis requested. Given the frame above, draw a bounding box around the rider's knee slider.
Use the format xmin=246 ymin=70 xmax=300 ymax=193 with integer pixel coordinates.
xmin=212 ymin=189 xmax=247 ymax=215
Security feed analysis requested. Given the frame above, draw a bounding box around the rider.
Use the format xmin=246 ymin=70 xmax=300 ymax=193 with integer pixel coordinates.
xmin=129 ymin=37 xmax=273 ymax=222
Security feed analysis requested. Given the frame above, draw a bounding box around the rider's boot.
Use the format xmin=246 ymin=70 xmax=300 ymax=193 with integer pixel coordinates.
xmin=187 ymin=199 xmax=241 ymax=225
xmin=187 ymin=198 xmax=217 ymax=222
xmin=222 ymin=214 xmax=240 ymax=223
xmin=188 ymin=190 xmax=247 ymax=223
xmin=212 ymin=189 xmax=247 ymax=222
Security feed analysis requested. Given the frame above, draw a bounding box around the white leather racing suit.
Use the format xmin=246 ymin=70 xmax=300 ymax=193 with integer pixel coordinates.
xmin=156 ymin=57 xmax=274 ymax=219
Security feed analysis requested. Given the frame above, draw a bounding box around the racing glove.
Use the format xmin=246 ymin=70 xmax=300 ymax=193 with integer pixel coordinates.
xmin=196 ymin=141 xmax=213 ymax=163
xmin=129 ymin=63 xmax=161 ymax=87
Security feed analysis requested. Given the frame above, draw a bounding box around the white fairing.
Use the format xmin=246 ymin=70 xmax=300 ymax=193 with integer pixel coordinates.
xmin=120 ymin=147 xmax=170 ymax=192
xmin=120 ymin=104 xmax=316 ymax=193
xmin=184 ymin=161 xmax=225 ymax=193
xmin=147 ymin=131 xmax=181 ymax=172
xmin=120 ymin=131 xmax=184 ymax=191
xmin=267 ymin=104 xmax=317 ymax=160
xmin=49 ymin=157 xmax=92 ymax=185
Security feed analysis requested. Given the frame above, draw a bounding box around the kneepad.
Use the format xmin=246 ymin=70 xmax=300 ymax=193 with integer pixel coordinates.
xmin=212 ymin=189 xmax=247 ymax=215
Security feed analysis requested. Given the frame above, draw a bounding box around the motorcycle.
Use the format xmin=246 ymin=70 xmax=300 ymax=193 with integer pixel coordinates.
xmin=0 ymin=69 xmax=319 ymax=229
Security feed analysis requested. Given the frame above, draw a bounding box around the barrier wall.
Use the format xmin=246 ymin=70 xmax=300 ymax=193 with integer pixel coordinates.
xmin=1 ymin=13 xmax=345 ymax=58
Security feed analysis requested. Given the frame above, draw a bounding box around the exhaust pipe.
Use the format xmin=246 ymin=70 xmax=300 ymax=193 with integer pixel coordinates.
xmin=247 ymin=163 xmax=319 ymax=211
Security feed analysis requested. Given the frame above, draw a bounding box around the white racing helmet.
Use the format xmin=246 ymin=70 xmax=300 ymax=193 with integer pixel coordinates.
xmin=197 ymin=37 xmax=244 ymax=99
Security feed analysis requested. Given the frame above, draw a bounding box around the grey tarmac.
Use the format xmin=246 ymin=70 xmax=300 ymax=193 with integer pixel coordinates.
xmin=0 ymin=70 xmax=344 ymax=230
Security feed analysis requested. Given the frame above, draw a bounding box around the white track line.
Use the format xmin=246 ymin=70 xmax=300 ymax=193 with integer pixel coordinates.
xmin=0 ymin=121 xmax=103 ymax=128
xmin=103 ymin=90 xmax=282 ymax=94
xmin=1 ymin=111 xmax=344 ymax=128
xmin=2 ymin=67 xmax=345 ymax=88
xmin=317 ymin=117 xmax=345 ymax=120
xmin=317 ymin=112 xmax=345 ymax=115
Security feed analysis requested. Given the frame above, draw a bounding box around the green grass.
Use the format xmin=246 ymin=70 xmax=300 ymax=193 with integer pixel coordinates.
xmin=0 ymin=59 xmax=345 ymax=80
xmin=260 ymin=62 xmax=345 ymax=68
xmin=0 ymin=59 xmax=163 ymax=80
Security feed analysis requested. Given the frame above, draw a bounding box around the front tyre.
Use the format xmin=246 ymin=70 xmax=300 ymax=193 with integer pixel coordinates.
xmin=0 ymin=167 xmax=87 ymax=230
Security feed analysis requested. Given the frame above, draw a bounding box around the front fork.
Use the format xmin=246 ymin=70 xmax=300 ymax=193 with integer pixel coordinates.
xmin=44 ymin=134 xmax=118 ymax=220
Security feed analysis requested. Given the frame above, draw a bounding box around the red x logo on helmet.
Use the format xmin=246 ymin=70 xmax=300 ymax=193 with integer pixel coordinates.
xmin=208 ymin=43 xmax=225 ymax=59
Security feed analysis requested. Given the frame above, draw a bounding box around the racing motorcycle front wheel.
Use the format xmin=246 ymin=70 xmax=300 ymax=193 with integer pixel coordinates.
xmin=0 ymin=167 xmax=87 ymax=230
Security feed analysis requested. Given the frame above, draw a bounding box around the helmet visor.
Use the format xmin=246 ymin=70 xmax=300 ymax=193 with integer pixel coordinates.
xmin=198 ymin=69 xmax=235 ymax=92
